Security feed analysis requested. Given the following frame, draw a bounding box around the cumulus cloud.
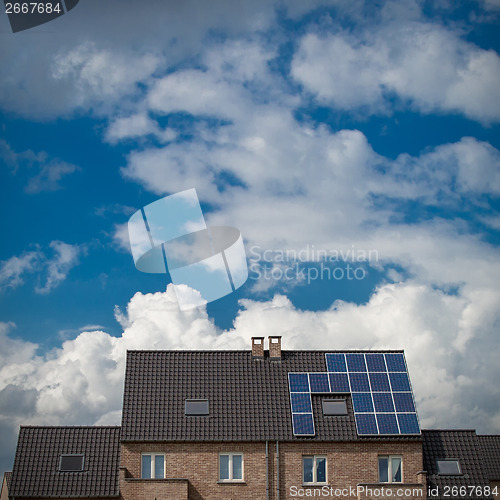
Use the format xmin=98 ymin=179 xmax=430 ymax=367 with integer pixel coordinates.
xmin=1 ymin=280 xmax=499 ymax=474
xmin=291 ymin=22 xmax=500 ymax=123
xmin=0 ymin=251 xmax=42 ymax=291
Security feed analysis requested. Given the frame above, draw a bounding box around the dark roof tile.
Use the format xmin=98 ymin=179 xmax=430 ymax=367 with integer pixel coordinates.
xmin=478 ymin=435 xmax=500 ymax=481
xmin=9 ymin=426 xmax=120 ymax=498
xmin=121 ymin=349 xmax=420 ymax=442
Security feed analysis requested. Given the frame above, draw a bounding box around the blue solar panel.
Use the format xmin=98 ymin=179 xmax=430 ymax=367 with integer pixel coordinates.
xmin=309 ymin=373 xmax=330 ymax=393
xmin=349 ymin=373 xmax=370 ymax=392
xmin=355 ymin=413 xmax=378 ymax=435
xmin=325 ymin=353 xmax=346 ymax=372
xmin=352 ymin=393 xmax=374 ymax=413
xmin=393 ymin=393 xmax=415 ymax=412
xmin=291 ymin=393 xmax=312 ymax=413
xmin=289 ymin=373 xmax=309 ymax=392
xmin=389 ymin=372 xmax=411 ymax=392
xmin=373 ymin=393 xmax=395 ymax=412
xmin=292 ymin=413 xmax=315 ymax=435
xmin=346 ymin=353 xmax=367 ymax=372
xmin=289 ymin=352 xmax=420 ymax=437
xmin=365 ymin=353 xmax=386 ymax=372
xmin=377 ymin=413 xmax=399 ymax=434
xmin=329 ymin=373 xmax=350 ymax=392
xmin=369 ymin=372 xmax=391 ymax=392
xmin=385 ymin=353 xmax=406 ymax=372
xmin=397 ymin=413 xmax=420 ymax=434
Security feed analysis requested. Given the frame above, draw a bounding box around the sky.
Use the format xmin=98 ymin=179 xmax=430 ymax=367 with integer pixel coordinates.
xmin=1 ymin=0 xmax=500 ymax=479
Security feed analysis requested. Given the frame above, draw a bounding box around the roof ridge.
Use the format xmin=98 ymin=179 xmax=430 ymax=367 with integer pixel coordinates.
xmin=19 ymin=425 xmax=121 ymax=429
xmin=125 ymin=349 xmax=406 ymax=353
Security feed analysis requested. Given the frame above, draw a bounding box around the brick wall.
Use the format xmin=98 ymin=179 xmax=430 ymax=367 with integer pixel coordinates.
xmin=490 ymin=480 xmax=500 ymax=499
xmin=120 ymin=440 xmax=424 ymax=500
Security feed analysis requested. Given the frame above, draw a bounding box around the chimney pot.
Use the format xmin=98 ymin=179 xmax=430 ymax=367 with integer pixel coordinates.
xmin=251 ymin=337 xmax=264 ymax=359
xmin=268 ymin=336 xmax=282 ymax=360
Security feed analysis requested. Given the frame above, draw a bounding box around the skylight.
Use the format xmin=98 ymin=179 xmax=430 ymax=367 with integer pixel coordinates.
xmin=59 ymin=454 xmax=84 ymax=472
xmin=185 ymin=399 xmax=209 ymax=416
xmin=437 ymin=459 xmax=461 ymax=475
xmin=322 ymin=399 xmax=347 ymax=415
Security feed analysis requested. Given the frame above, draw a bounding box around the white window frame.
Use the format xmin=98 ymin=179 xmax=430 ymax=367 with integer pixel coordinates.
xmin=378 ymin=455 xmax=403 ymax=483
xmin=218 ymin=452 xmax=244 ymax=482
xmin=303 ymin=455 xmax=328 ymax=485
xmin=141 ymin=452 xmax=165 ymax=479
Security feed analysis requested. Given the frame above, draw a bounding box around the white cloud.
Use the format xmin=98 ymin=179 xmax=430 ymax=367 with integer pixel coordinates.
xmin=1 ymin=280 xmax=499 ymax=474
xmin=35 ymin=241 xmax=81 ymax=295
xmin=291 ymin=22 xmax=500 ymax=123
xmin=0 ymin=251 xmax=42 ymax=291
xmin=0 ymin=242 xmax=81 ymax=295
xmin=0 ymin=140 xmax=80 ymax=193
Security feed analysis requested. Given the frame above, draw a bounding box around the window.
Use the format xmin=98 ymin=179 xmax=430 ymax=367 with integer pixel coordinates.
xmin=219 ymin=453 xmax=243 ymax=482
xmin=322 ymin=399 xmax=347 ymax=415
xmin=437 ymin=459 xmax=461 ymax=475
xmin=59 ymin=454 xmax=84 ymax=472
xmin=303 ymin=455 xmax=327 ymax=485
xmin=185 ymin=399 xmax=209 ymax=415
xmin=379 ymin=456 xmax=402 ymax=483
xmin=141 ymin=453 xmax=165 ymax=479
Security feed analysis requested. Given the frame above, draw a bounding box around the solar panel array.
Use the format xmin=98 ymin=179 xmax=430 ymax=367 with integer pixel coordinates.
xmin=288 ymin=352 xmax=420 ymax=437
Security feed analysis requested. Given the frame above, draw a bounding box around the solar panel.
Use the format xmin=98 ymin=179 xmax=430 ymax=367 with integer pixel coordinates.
xmin=385 ymin=353 xmax=406 ymax=372
xmin=393 ymin=393 xmax=415 ymax=412
xmin=346 ymin=353 xmax=367 ymax=372
xmin=309 ymin=373 xmax=330 ymax=393
xmin=325 ymin=353 xmax=346 ymax=372
xmin=288 ymin=352 xmax=420 ymax=437
xmin=289 ymin=373 xmax=309 ymax=392
xmin=291 ymin=393 xmax=312 ymax=413
xmin=369 ymin=372 xmax=391 ymax=392
xmin=372 ymin=393 xmax=395 ymax=412
xmin=349 ymin=372 xmax=370 ymax=392
xmin=376 ymin=413 xmax=399 ymax=434
xmin=355 ymin=413 xmax=378 ymax=435
xmin=365 ymin=353 xmax=386 ymax=372
xmin=328 ymin=373 xmax=350 ymax=392
xmin=389 ymin=372 xmax=411 ymax=392
xmin=352 ymin=393 xmax=374 ymax=413
xmin=292 ymin=412 xmax=315 ymax=436
xmin=397 ymin=413 xmax=420 ymax=434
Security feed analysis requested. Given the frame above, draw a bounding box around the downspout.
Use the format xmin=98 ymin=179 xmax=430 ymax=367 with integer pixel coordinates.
xmin=276 ymin=441 xmax=280 ymax=500
xmin=266 ymin=441 xmax=269 ymax=500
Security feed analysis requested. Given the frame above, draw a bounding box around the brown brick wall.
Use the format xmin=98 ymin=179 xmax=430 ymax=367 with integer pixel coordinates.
xmin=120 ymin=440 xmax=424 ymax=500
xmin=490 ymin=480 xmax=500 ymax=499
xmin=0 ymin=475 xmax=8 ymax=500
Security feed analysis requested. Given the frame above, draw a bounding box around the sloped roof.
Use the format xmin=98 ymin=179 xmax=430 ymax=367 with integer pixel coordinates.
xmin=121 ymin=349 xmax=421 ymax=442
xmin=422 ymin=430 xmax=492 ymax=498
xmin=478 ymin=435 xmax=500 ymax=481
xmin=9 ymin=426 xmax=120 ymax=498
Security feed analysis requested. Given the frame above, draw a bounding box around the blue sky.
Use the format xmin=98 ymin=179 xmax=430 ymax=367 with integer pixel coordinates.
xmin=1 ymin=0 xmax=500 ymax=478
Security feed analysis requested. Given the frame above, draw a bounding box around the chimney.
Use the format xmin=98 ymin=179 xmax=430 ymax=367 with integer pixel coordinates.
xmin=269 ymin=336 xmax=282 ymax=360
xmin=251 ymin=337 xmax=264 ymax=359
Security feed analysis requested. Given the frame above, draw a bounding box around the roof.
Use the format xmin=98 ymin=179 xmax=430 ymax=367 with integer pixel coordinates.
xmin=422 ymin=430 xmax=492 ymax=498
xmin=121 ymin=349 xmax=421 ymax=442
xmin=9 ymin=426 xmax=121 ymax=498
xmin=478 ymin=435 xmax=500 ymax=481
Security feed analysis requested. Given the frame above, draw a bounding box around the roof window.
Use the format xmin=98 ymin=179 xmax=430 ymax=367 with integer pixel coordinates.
xmin=185 ymin=399 xmax=209 ymax=416
xmin=59 ymin=454 xmax=84 ymax=472
xmin=437 ymin=459 xmax=461 ymax=475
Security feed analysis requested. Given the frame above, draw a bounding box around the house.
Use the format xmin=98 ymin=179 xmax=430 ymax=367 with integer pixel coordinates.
xmin=3 ymin=336 xmax=500 ymax=500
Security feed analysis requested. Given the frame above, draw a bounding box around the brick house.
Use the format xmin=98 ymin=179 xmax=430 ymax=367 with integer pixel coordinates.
xmin=3 ymin=336 xmax=500 ymax=500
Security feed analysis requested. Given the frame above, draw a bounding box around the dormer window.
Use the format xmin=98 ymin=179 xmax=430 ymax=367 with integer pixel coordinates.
xmin=59 ymin=454 xmax=84 ymax=472
xmin=185 ymin=399 xmax=209 ymax=416
xmin=437 ymin=459 xmax=461 ymax=475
